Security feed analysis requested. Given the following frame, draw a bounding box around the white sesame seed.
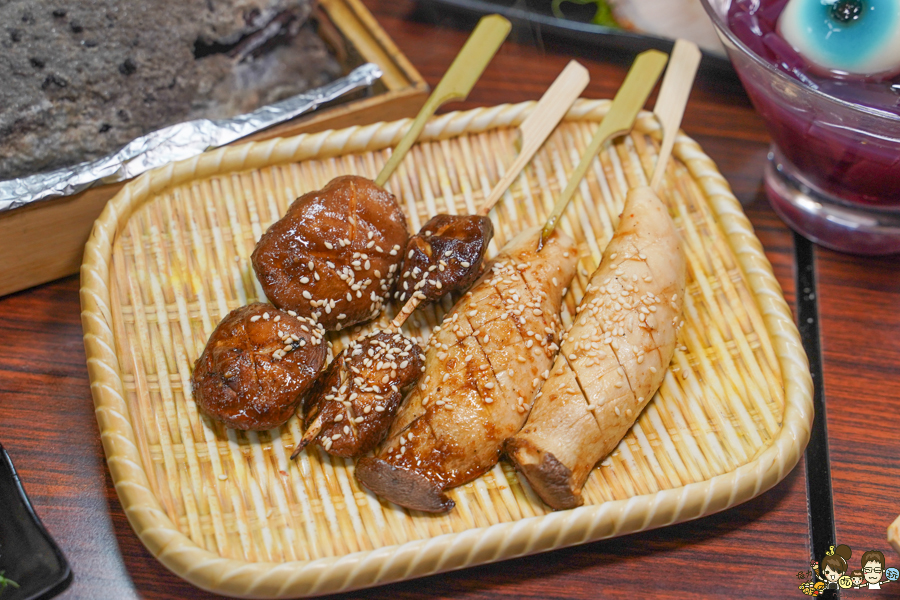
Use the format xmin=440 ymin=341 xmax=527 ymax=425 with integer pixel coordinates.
xmin=250 ymin=315 xmax=261 ymax=322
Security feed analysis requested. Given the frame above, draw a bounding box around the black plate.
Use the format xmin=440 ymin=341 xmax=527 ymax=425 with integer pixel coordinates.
xmin=415 ymin=0 xmax=735 ymax=75
xmin=0 ymin=445 xmax=71 ymax=600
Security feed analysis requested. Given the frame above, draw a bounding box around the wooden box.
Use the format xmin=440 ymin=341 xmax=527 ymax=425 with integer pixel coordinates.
xmin=0 ymin=0 xmax=427 ymax=298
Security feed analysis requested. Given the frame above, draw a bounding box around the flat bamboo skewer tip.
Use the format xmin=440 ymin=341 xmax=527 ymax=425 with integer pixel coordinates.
xmin=374 ymin=14 xmax=512 ymax=187
xmin=391 ymin=296 xmax=420 ymax=329
xmin=650 ymin=39 xmax=701 ymax=192
xmin=538 ymin=49 xmax=668 ymax=250
xmin=476 ymin=60 xmax=590 ymax=216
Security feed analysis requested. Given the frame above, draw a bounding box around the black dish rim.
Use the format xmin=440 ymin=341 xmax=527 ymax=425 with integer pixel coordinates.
xmin=0 ymin=444 xmax=73 ymax=600
xmin=416 ymin=0 xmax=735 ymax=74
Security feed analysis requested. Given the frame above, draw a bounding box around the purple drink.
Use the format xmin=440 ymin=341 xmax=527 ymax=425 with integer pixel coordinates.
xmin=701 ymin=0 xmax=900 ymax=254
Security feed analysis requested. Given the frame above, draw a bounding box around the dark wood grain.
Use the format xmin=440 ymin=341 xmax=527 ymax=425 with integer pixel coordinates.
xmin=0 ymin=1 xmax=819 ymax=598
xmin=815 ymin=247 xmax=900 ymax=586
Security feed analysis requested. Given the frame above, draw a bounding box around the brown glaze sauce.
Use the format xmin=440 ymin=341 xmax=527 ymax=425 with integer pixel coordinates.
xmin=252 ymin=175 xmax=409 ymax=331
xmin=395 ymin=214 xmax=493 ymax=305
xmin=301 ymin=330 xmax=424 ymax=457
xmin=191 ymin=303 xmax=327 ymax=430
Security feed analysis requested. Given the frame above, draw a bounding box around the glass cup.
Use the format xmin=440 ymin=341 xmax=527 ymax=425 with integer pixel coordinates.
xmin=700 ymin=0 xmax=900 ymax=255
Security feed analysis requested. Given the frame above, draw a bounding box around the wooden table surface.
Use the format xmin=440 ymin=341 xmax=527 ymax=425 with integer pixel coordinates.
xmin=1 ymin=1 xmax=897 ymax=598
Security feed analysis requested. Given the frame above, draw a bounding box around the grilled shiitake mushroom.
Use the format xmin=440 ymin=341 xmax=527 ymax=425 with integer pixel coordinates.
xmin=191 ymin=303 xmax=327 ymax=431
xmin=292 ymin=330 xmax=425 ymax=458
xmin=394 ymin=214 xmax=494 ymax=306
xmin=252 ymin=175 xmax=409 ymax=331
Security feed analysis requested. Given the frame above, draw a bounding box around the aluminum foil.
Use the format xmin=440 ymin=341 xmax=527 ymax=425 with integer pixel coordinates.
xmin=0 ymin=63 xmax=383 ymax=212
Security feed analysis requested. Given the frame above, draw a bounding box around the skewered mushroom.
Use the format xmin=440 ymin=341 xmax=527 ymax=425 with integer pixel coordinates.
xmin=252 ymin=175 xmax=409 ymax=331
xmin=191 ymin=303 xmax=327 ymax=431
xmin=252 ymin=17 xmax=511 ymax=332
xmin=355 ymin=227 xmax=578 ymax=512
xmin=292 ymin=330 xmax=425 ymax=458
xmin=505 ymin=186 xmax=686 ymax=509
xmin=388 ymin=61 xmax=589 ymax=328
xmin=392 ymin=214 xmax=494 ymax=320
xmin=507 ymin=41 xmax=699 ymax=509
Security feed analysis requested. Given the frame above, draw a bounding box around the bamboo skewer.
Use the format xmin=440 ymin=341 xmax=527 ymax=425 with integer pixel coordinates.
xmin=292 ymin=412 xmax=325 ymax=459
xmin=650 ymin=40 xmax=702 ymax=191
xmin=476 ymin=60 xmax=590 ymax=216
xmin=374 ymin=14 xmax=512 ymax=187
xmin=390 ymin=61 xmax=590 ymax=329
xmin=538 ymin=49 xmax=668 ymax=250
xmin=390 ymin=293 xmax=422 ymax=329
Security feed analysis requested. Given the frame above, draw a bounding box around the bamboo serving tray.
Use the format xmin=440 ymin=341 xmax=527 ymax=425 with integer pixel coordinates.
xmin=80 ymin=99 xmax=813 ymax=598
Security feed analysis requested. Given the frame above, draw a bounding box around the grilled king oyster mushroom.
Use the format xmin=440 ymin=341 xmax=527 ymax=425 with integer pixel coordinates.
xmin=355 ymin=227 xmax=578 ymax=512
xmin=504 ymin=186 xmax=686 ymax=510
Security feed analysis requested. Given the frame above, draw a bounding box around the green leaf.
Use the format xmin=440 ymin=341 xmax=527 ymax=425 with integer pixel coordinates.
xmin=0 ymin=570 xmax=20 ymax=595
xmin=551 ymin=0 xmax=620 ymax=28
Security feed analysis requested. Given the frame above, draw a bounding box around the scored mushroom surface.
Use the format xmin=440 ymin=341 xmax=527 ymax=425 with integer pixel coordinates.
xmin=191 ymin=303 xmax=327 ymax=431
xmin=504 ymin=186 xmax=686 ymax=510
xmin=294 ymin=330 xmax=425 ymax=458
xmin=252 ymin=175 xmax=409 ymax=331
xmin=394 ymin=214 xmax=494 ymax=305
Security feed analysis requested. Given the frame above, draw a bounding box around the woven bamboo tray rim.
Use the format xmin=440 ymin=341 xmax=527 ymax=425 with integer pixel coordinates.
xmin=80 ymin=98 xmax=813 ymax=598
